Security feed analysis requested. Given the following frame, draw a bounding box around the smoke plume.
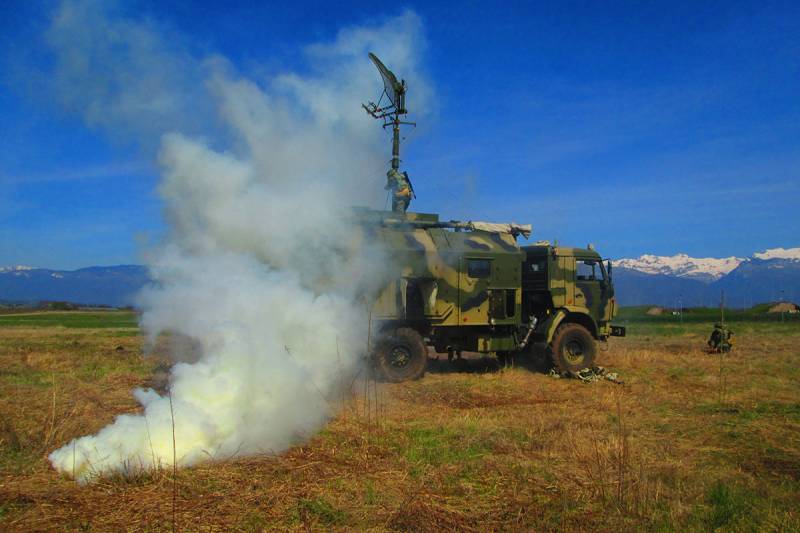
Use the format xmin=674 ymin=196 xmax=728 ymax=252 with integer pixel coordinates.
xmin=46 ymin=1 xmax=429 ymax=481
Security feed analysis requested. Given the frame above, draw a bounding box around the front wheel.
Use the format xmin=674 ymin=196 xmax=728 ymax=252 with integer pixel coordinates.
xmin=374 ymin=328 xmax=427 ymax=382
xmin=550 ymin=323 xmax=597 ymax=373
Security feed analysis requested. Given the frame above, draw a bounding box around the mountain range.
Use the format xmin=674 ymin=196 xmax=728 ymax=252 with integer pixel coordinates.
xmin=1 ymin=247 xmax=798 ymax=308
xmin=612 ymin=247 xmax=800 ymax=307
xmin=0 ymin=265 xmax=149 ymax=308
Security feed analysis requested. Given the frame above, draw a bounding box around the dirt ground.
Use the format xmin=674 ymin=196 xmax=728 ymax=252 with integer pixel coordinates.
xmin=1 ymin=316 xmax=799 ymax=531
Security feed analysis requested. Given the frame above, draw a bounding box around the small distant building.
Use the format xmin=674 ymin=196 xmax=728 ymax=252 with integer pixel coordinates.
xmin=768 ymin=302 xmax=800 ymax=314
xmin=646 ymin=307 xmax=665 ymax=316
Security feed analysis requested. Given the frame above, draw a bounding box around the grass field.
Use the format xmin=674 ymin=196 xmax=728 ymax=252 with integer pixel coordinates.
xmin=0 ymin=310 xmax=139 ymax=329
xmin=1 ymin=310 xmax=799 ymax=531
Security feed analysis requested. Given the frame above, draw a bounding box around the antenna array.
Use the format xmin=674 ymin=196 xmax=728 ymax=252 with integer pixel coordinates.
xmin=362 ymin=53 xmax=416 ymax=172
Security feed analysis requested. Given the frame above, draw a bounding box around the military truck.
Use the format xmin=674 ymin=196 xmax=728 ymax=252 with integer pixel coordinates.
xmin=356 ymin=209 xmax=626 ymax=382
xmin=358 ymin=54 xmax=624 ymax=381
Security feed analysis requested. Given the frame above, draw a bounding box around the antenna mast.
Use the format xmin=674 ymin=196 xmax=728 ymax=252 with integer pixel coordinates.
xmin=362 ymin=53 xmax=416 ymax=172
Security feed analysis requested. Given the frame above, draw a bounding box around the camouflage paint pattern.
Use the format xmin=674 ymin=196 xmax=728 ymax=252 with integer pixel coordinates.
xmin=522 ymin=245 xmax=617 ymax=342
xmin=353 ymin=208 xmax=619 ymax=354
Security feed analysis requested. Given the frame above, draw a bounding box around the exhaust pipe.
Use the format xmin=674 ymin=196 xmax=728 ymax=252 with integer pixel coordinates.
xmin=516 ymin=316 xmax=538 ymax=350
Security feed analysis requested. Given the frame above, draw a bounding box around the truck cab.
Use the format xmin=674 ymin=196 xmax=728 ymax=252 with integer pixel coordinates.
xmin=522 ymin=244 xmax=624 ymax=372
xmin=522 ymin=245 xmax=617 ymax=336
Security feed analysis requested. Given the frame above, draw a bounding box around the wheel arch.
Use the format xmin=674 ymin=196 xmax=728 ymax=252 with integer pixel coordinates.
xmin=543 ymin=309 xmax=598 ymax=344
xmin=563 ymin=311 xmax=598 ymax=339
xmin=373 ymin=320 xmax=431 ymax=339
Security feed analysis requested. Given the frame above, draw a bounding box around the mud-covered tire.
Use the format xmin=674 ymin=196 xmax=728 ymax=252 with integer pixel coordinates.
xmin=550 ymin=323 xmax=596 ymax=372
xmin=374 ymin=328 xmax=427 ymax=382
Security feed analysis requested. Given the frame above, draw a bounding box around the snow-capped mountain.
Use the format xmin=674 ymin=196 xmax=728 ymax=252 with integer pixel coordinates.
xmin=614 ymin=254 xmax=744 ymax=282
xmin=615 ymin=247 xmax=800 ymax=283
xmin=613 ymin=247 xmax=800 ymax=306
xmin=753 ymin=248 xmax=800 ymax=261
xmin=0 ymin=265 xmax=34 ymax=273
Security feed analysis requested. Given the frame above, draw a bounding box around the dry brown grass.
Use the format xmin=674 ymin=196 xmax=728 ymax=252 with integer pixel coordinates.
xmin=1 ymin=320 xmax=799 ymax=531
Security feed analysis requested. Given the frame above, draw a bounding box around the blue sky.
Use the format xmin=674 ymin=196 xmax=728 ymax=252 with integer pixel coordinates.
xmin=1 ymin=0 xmax=799 ymax=269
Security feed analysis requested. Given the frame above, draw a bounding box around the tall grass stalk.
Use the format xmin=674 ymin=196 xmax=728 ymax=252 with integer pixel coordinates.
xmin=168 ymin=389 xmax=177 ymax=533
xmin=42 ymin=372 xmax=57 ymax=450
xmin=615 ymin=390 xmax=629 ymax=512
xmin=717 ymin=351 xmax=727 ymax=407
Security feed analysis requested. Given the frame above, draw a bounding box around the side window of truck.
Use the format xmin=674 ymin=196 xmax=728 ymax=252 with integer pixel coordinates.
xmin=577 ymin=260 xmax=604 ymax=281
xmin=467 ymin=259 xmax=491 ymax=279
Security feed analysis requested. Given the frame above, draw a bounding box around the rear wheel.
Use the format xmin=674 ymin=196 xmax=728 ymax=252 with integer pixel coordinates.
xmin=550 ymin=323 xmax=596 ymax=372
xmin=374 ymin=328 xmax=427 ymax=382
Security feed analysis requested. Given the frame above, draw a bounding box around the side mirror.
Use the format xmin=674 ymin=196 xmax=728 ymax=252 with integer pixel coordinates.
xmin=607 ymin=260 xmax=613 ymax=282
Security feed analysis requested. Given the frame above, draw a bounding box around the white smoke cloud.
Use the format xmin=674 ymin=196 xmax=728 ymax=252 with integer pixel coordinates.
xmin=44 ymin=0 xmax=212 ymax=144
xmin=47 ymin=1 xmax=429 ymax=481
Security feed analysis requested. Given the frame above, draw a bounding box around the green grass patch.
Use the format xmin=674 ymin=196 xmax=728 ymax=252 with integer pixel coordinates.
xmin=363 ymin=480 xmax=378 ymax=505
xmin=734 ymin=402 xmax=800 ymax=422
xmin=0 ymin=447 xmax=40 ymax=475
xmin=95 ymin=329 xmax=141 ymax=337
xmin=293 ymin=497 xmax=346 ymax=526
xmin=704 ymin=481 xmax=751 ymax=530
xmin=399 ymin=424 xmax=490 ymax=474
xmin=78 ymin=360 xmax=110 ymax=381
xmin=617 ymin=306 xmax=800 ymax=339
xmin=76 ymin=358 xmax=143 ymax=381
xmin=0 ymin=311 xmax=138 ymax=329
xmin=695 ymin=401 xmax=800 ymax=421
xmin=237 ymin=511 xmax=269 ymax=532
xmin=666 ymin=366 xmax=690 ymax=379
xmin=0 ymin=369 xmax=52 ymax=387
